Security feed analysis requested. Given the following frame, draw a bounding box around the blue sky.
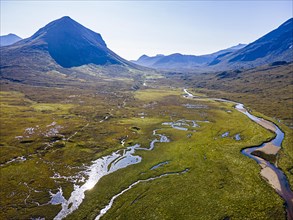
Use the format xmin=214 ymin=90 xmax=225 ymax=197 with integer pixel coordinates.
xmin=1 ymin=1 xmax=292 ymax=60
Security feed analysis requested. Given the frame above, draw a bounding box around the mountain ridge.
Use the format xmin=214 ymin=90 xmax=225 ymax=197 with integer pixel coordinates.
xmin=210 ymin=18 xmax=293 ymax=69
xmin=1 ymin=16 xmax=137 ymax=69
xmin=133 ymin=18 xmax=293 ymax=70
xmin=0 ymin=33 xmax=22 ymax=46
xmin=1 ymin=16 xmax=292 ymax=83
xmin=133 ymin=43 xmax=247 ymax=69
xmin=0 ymin=16 xmax=148 ymax=86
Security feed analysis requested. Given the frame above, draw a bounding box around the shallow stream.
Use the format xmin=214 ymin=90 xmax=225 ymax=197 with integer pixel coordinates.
xmin=53 ymin=130 xmax=170 ymax=219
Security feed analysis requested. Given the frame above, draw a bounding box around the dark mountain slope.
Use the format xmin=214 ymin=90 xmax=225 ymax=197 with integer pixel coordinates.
xmin=134 ymin=18 xmax=292 ymax=71
xmin=1 ymin=16 xmax=142 ymax=70
xmin=211 ymin=18 xmax=293 ymax=68
xmin=0 ymin=16 xmax=148 ymax=86
xmin=209 ymin=44 xmax=247 ymax=58
xmin=6 ymin=16 xmax=133 ymax=68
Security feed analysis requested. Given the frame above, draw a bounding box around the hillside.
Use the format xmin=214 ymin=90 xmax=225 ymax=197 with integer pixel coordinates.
xmin=0 ymin=16 xmax=148 ymax=86
xmin=1 ymin=15 xmax=292 ymax=220
xmin=210 ymin=18 xmax=293 ymax=69
xmin=134 ymin=18 xmax=292 ymax=71
xmin=164 ymin=62 xmax=293 ymax=127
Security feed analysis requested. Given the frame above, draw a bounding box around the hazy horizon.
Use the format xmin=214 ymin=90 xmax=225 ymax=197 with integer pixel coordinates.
xmin=1 ymin=1 xmax=292 ymax=60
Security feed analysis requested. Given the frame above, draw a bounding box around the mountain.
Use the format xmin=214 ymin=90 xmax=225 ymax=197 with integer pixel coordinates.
xmin=210 ymin=18 xmax=293 ymax=68
xmin=134 ymin=54 xmax=165 ymax=67
xmin=134 ymin=53 xmax=211 ymax=70
xmin=1 ymin=16 xmax=136 ymax=69
xmin=133 ymin=44 xmax=246 ymax=70
xmin=0 ymin=16 xmax=146 ymax=85
xmin=150 ymin=53 xmax=212 ymax=69
xmin=0 ymin=34 xmax=22 ymax=46
xmin=134 ymin=18 xmax=292 ymax=71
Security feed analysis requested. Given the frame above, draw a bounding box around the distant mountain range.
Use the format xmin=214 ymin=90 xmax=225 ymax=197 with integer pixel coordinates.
xmin=133 ymin=44 xmax=247 ymax=69
xmin=134 ymin=18 xmax=293 ymax=70
xmin=0 ymin=34 xmax=22 ymax=46
xmin=0 ymin=16 xmax=292 ymax=84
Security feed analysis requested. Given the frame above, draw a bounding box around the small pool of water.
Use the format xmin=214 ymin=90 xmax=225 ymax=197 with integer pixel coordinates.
xmin=150 ymin=161 xmax=169 ymax=170
xmin=234 ymin=134 xmax=241 ymax=141
xmin=221 ymin=132 xmax=229 ymax=138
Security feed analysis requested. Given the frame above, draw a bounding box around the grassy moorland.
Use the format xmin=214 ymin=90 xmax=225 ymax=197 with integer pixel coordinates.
xmin=0 ymin=80 xmax=140 ymax=219
xmin=164 ymin=63 xmax=293 ymax=127
xmin=186 ymin=63 xmax=293 ymax=188
xmin=67 ymin=88 xmax=286 ymax=220
xmin=0 ymin=76 xmax=291 ymax=220
xmin=162 ymin=63 xmax=293 ymax=190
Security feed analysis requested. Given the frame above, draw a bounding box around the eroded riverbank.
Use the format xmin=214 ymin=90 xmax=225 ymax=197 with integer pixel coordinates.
xmin=236 ymin=104 xmax=293 ymax=220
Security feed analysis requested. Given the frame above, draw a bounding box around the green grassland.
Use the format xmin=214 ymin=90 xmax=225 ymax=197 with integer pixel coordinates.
xmin=0 ymin=80 xmax=291 ymax=220
xmin=163 ymin=63 xmax=293 ymax=127
xmin=0 ymin=81 xmax=140 ymax=219
xmin=68 ymin=88 xmax=285 ymax=219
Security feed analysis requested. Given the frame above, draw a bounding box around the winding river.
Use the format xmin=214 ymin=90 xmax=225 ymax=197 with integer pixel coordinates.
xmin=184 ymin=89 xmax=293 ymax=219
xmin=236 ymin=104 xmax=293 ymax=219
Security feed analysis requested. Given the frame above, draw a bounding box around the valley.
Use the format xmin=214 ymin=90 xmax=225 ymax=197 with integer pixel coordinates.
xmin=1 ymin=79 xmax=292 ymax=219
xmin=171 ymin=63 xmax=293 ymax=128
xmin=1 ymin=14 xmax=292 ymax=220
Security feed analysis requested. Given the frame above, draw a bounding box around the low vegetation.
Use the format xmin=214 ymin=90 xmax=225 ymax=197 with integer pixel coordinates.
xmin=164 ymin=63 xmax=293 ymax=127
xmin=1 ymin=81 xmax=290 ymax=219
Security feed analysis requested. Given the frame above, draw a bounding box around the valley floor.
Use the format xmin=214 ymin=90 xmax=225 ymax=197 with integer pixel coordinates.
xmin=0 ymin=80 xmax=292 ymax=220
